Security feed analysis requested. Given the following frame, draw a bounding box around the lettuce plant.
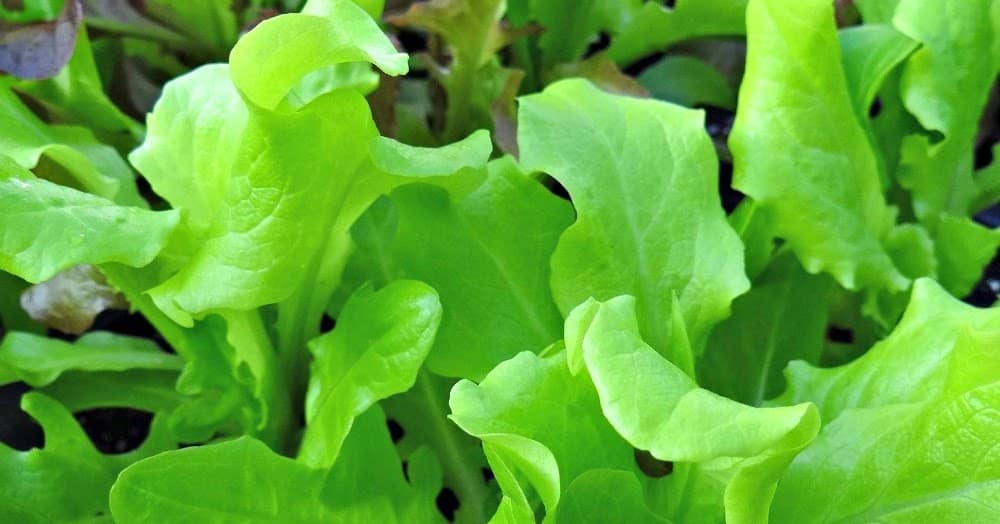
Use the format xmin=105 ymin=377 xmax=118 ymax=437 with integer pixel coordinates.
xmin=0 ymin=0 xmax=997 ymax=522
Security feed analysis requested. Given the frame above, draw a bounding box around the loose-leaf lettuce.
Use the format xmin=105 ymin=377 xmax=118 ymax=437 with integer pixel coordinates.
xmin=770 ymin=279 xmax=1000 ymax=521
xmin=339 ymin=156 xmax=572 ymax=380
xmin=450 ymin=296 xmax=820 ymax=523
xmin=0 ymin=157 xmax=178 ymax=283
xmin=730 ymin=0 xmax=918 ymax=298
xmin=520 ymin=78 xmax=748 ymax=355
xmin=300 ymin=280 xmax=441 ymax=468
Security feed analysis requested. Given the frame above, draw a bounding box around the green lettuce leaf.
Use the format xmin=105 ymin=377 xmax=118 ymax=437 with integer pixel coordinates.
xmin=775 ymin=278 xmax=1000 ymax=418
xmin=513 ymin=0 xmax=638 ymax=70
xmin=770 ymin=278 xmax=1000 ymax=521
xmin=838 ymin=24 xmax=917 ymax=124
xmin=730 ymin=0 xmax=921 ymax=299
xmin=299 ymin=280 xmax=441 ymax=468
xmin=319 ymin=406 xmax=444 ymax=523
xmin=143 ymin=0 xmax=239 ymax=54
xmin=229 ymin=1 xmax=407 ymax=112
xmin=0 ymin=0 xmax=64 ymax=23
xmin=891 ymin=0 xmax=1000 ymax=296
xmin=129 ymin=63 xmax=248 ymax=236
xmin=0 ymin=82 xmax=142 ymax=205
xmin=894 ymin=0 xmax=999 ymax=220
xmin=383 ymin=371 xmax=497 ymax=523
xmin=0 ymin=157 xmax=178 ymax=283
xmin=0 ymin=330 xmax=181 ymax=387
xmin=145 ymin=88 xmax=376 ymax=324
xmin=339 ymin=156 xmax=572 ymax=380
xmin=699 ymin=252 xmax=834 ymax=406
xmin=0 ymin=392 xmax=175 ymax=523
xmin=111 ymin=406 xmax=442 ymax=523
xmin=637 ymin=55 xmax=737 ymax=110
xmin=36 ymin=369 xmax=185 ymax=414
xmin=608 ymin=0 xmax=748 ymax=65
xmin=520 ymin=78 xmax=747 ymax=356
xmin=111 ymin=436 xmax=339 ymax=523
xmin=450 ymin=296 xmax=819 ymax=523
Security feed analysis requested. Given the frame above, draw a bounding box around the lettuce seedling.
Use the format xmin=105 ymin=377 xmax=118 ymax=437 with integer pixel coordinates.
xmin=0 ymin=0 xmax=997 ymax=522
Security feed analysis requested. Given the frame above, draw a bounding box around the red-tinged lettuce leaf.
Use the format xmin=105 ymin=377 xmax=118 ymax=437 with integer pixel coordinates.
xmin=388 ymin=0 xmax=522 ymax=141
xmin=520 ymin=78 xmax=748 ymax=357
xmin=550 ymin=53 xmax=648 ymax=97
xmin=0 ymin=392 xmax=175 ymax=523
xmin=0 ymin=0 xmax=80 ymax=79
xmin=0 ymin=157 xmax=178 ymax=284
xmin=110 ymin=407 xmax=443 ymax=523
xmin=769 ymin=278 xmax=1000 ymax=521
xmin=19 ymin=264 xmax=127 ymax=335
xmin=450 ymin=296 xmax=819 ymax=523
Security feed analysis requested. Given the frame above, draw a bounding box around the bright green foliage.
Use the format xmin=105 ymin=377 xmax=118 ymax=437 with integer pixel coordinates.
xmin=300 ymin=281 xmax=441 ymax=468
xmin=111 ymin=407 xmax=442 ymax=523
xmin=0 ymin=331 xmax=181 ymax=386
xmin=0 ymin=0 xmax=997 ymax=522
xmin=638 ymin=56 xmax=737 ymax=110
xmin=521 ymin=78 xmax=747 ymax=355
xmin=837 ymin=25 xmax=916 ymax=125
xmin=895 ymin=0 xmax=998 ymax=219
xmin=608 ymin=0 xmax=748 ymax=64
xmin=731 ymin=0 xmax=914 ymax=296
xmin=339 ymin=156 xmax=572 ymax=379
xmin=129 ymin=63 xmax=247 ymax=236
xmin=451 ymin=296 xmax=820 ymax=523
xmin=891 ymin=0 xmax=1000 ymax=296
xmin=0 ymin=393 xmax=175 ymax=523
xmin=0 ymin=157 xmax=178 ymax=283
xmin=699 ymin=252 xmax=833 ymax=406
xmin=383 ymin=371 xmax=495 ymax=523
xmin=111 ymin=436 xmax=341 ymax=522
xmin=0 ymin=0 xmax=63 ymax=22
xmin=230 ymin=0 xmax=407 ymax=111
xmin=770 ymin=279 xmax=1000 ymax=521
xmin=775 ymin=278 xmax=1000 ymax=418
xmin=0 ymin=82 xmax=142 ymax=205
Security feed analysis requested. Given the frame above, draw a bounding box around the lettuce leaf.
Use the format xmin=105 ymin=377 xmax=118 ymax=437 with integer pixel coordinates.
xmin=521 ymin=78 xmax=748 ymax=357
xmin=770 ymin=279 xmax=1000 ymax=521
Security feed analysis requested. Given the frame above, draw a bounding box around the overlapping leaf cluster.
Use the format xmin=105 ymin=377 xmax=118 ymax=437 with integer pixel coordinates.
xmin=0 ymin=0 xmax=997 ymax=522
